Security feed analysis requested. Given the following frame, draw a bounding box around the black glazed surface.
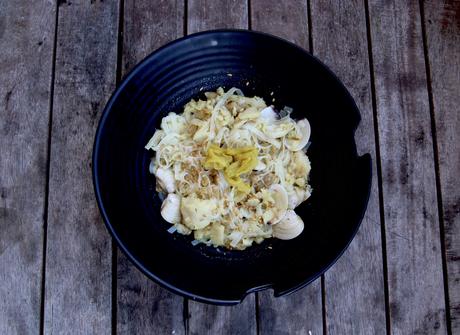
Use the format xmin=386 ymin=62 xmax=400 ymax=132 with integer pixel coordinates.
xmin=93 ymin=30 xmax=372 ymax=305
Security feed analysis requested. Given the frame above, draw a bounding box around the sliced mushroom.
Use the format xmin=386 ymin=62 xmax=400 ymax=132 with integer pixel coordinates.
xmin=161 ymin=193 xmax=181 ymax=224
xmin=285 ymin=118 xmax=311 ymax=151
xmin=269 ymin=184 xmax=289 ymax=224
xmin=272 ymin=210 xmax=304 ymax=240
xmin=155 ymin=167 xmax=176 ymax=193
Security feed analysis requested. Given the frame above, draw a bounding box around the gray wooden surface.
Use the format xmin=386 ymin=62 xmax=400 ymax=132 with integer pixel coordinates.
xmin=0 ymin=0 xmax=458 ymax=334
xmin=251 ymin=2 xmax=324 ymax=335
xmin=0 ymin=1 xmax=55 ymax=334
xmin=116 ymin=1 xmax=185 ymax=334
xmin=43 ymin=1 xmax=118 ymax=334
xmin=368 ymin=1 xmax=447 ymax=333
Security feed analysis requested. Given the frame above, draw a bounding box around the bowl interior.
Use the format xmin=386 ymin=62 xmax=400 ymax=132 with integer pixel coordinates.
xmin=93 ymin=30 xmax=371 ymax=304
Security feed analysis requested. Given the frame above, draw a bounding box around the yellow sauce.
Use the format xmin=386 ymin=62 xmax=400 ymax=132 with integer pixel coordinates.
xmin=203 ymin=144 xmax=258 ymax=193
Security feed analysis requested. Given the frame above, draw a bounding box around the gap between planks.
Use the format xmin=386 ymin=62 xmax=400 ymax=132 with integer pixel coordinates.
xmin=39 ymin=2 xmax=60 ymax=335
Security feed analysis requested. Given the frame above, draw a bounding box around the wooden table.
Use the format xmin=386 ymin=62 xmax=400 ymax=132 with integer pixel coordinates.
xmin=1 ymin=1 xmax=458 ymax=334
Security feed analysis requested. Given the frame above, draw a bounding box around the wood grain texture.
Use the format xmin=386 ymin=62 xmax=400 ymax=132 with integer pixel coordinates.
xmin=186 ymin=2 xmax=258 ymax=334
xmin=189 ymin=298 xmax=257 ymax=335
xmin=309 ymin=1 xmax=387 ymax=334
xmin=117 ymin=1 xmax=185 ymax=334
xmin=258 ymin=283 xmax=323 ymax=335
xmin=251 ymin=0 xmax=309 ymax=47
xmin=423 ymin=0 xmax=460 ymax=332
xmin=250 ymin=2 xmax=323 ymax=334
xmin=43 ymin=1 xmax=118 ymax=334
xmin=368 ymin=0 xmax=447 ymax=333
xmin=187 ymin=0 xmax=248 ymax=32
xmin=0 ymin=1 xmax=55 ymax=333
xmin=117 ymin=254 xmax=185 ymax=335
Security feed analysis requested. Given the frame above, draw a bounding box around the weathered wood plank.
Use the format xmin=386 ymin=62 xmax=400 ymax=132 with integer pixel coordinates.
xmin=0 ymin=1 xmax=55 ymax=334
xmin=258 ymin=285 xmax=323 ymax=335
xmin=189 ymin=299 xmax=257 ymax=335
xmin=423 ymin=0 xmax=460 ymax=332
xmin=251 ymin=2 xmax=323 ymax=334
xmin=186 ymin=2 xmax=258 ymax=334
xmin=251 ymin=0 xmax=310 ymax=48
xmin=368 ymin=0 xmax=447 ymax=333
xmin=309 ymin=1 xmax=387 ymax=333
xmin=117 ymin=1 xmax=185 ymax=334
xmin=43 ymin=1 xmax=118 ymax=334
xmin=117 ymin=253 xmax=185 ymax=335
xmin=187 ymin=0 xmax=248 ymax=32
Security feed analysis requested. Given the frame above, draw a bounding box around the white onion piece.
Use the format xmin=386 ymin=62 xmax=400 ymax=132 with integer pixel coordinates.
xmin=167 ymin=225 xmax=177 ymax=234
xmin=243 ymin=124 xmax=281 ymax=148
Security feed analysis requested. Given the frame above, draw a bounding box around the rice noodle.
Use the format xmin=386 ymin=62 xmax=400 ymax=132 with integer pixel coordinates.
xmin=145 ymin=87 xmax=312 ymax=250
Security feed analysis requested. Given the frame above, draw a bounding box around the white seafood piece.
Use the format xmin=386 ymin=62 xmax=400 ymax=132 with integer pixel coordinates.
xmin=269 ymin=184 xmax=289 ymax=224
xmin=155 ymin=167 xmax=176 ymax=193
xmin=161 ymin=193 xmax=181 ymax=224
xmin=285 ymin=118 xmax=311 ymax=151
xmin=288 ymin=188 xmax=308 ymax=209
xmin=272 ymin=210 xmax=304 ymax=240
xmin=260 ymin=106 xmax=277 ymax=122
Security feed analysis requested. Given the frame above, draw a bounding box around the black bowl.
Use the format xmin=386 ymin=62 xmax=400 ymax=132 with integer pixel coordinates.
xmin=93 ymin=29 xmax=372 ymax=305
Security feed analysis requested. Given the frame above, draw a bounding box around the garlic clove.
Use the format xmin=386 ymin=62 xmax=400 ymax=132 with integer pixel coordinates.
xmin=269 ymin=184 xmax=289 ymax=224
xmin=155 ymin=167 xmax=176 ymax=193
xmin=272 ymin=210 xmax=304 ymax=240
xmin=161 ymin=193 xmax=181 ymax=224
xmin=285 ymin=118 xmax=311 ymax=151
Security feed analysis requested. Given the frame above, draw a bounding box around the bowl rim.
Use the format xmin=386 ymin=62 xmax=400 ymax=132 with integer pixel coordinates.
xmin=92 ymin=28 xmax=372 ymax=305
